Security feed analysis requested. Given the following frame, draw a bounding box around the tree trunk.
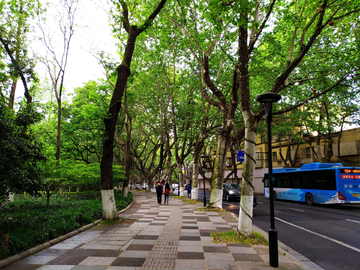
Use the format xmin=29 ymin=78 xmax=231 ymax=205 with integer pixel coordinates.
xmin=8 ymin=80 xmax=17 ymax=109
xmin=55 ymin=98 xmax=61 ymax=163
xmin=46 ymin=188 xmax=50 ymax=208
xmin=238 ymin=111 xmax=257 ymax=235
xmin=100 ymin=32 xmax=134 ymax=220
xmin=58 ymin=186 xmax=63 ymax=196
xmin=209 ymin=133 xmax=228 ymax=208
xmin=177 ymin=165 xmax=184 ymax=196
xmin=101 ymin=189 xmax=118 ymax=220
xmin=191 ymin=156 xmax=200 ymax=200
xmin=100 ymin=0 xmax=167 ymax=219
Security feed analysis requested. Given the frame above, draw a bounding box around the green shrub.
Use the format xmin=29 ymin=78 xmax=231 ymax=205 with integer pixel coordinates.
xmin=0 ymin=191 xmax=133 ymax=260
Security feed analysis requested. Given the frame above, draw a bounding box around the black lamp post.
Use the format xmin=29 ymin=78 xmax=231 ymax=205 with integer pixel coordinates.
xmin=256 ymin=92 xmax=281 ymax=268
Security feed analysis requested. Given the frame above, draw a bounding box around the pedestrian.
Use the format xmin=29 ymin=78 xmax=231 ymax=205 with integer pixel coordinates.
xmin=187 ymin=183 xmax=191 ymax=198
xmin=156 ymin=182 xmax=163 ymax=205
xmin=164 ymin=182 xmax=170 ymax=205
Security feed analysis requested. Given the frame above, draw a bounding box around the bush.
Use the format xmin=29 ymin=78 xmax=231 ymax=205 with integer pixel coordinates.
xmin=0 ymin=191 xmax=133 ymax=260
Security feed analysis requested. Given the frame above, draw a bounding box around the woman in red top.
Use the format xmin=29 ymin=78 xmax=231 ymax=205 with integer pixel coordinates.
xmin=164 ymin=183 xmax=170 ymax=205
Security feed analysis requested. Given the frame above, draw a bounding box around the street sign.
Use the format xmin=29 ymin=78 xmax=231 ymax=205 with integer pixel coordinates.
xmin=237 ymin=151 xmax=244 ymax=162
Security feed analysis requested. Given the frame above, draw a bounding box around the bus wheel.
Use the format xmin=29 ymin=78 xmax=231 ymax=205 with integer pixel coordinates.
xmin=273 ymin=191 xmax=277 ymax=200
xmin=306 ymin=193 xmax=314 ymax=205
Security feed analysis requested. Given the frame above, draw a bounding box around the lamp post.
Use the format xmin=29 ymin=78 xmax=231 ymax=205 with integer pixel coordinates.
xmin=256 ymin=92 xmax=281 ymax=268
xmin=201 ymin=160 xmax=207 ymax=207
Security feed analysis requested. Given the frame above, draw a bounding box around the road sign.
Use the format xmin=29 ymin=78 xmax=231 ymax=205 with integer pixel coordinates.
xmin=237 ymin=151 xmax=244 ymax=162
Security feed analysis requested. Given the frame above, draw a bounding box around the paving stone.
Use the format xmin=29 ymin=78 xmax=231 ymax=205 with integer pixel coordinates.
xmin=79 ymin=256 xmax=117 ymax=265
xmin=203 ymin=246 xmax=229 ymax=253
xmin=177 ymin=252 xmax=205 ymax=260
xmin=233 ymin=253 xmax=263 ymax=261
xmin=206 ymin=259 xmax=240 ymax=270
xmin=37 ymin=266 xmax=74 ymax=270
xmin=1 ymin=191 xmax=314 ymax=270
xmin=90 ymin=250 xmax=123 ymax=257
xmin=111 ymin=257 xmax=146 ymax=267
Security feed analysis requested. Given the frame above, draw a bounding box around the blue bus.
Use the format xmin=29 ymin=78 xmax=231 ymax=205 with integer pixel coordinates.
xmin=264 ymin=162 xmax=360 ymax=205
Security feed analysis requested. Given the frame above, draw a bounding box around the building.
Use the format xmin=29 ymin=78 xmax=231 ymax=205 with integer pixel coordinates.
xmin=198 ymin=127 xmax=360 ymax=194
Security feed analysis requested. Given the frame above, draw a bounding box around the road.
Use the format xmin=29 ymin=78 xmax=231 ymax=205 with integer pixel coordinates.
xmin=197 ymin=190 xmax=360 ymax=270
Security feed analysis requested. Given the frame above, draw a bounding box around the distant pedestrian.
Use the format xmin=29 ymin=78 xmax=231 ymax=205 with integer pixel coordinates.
xmin=164 ymin=183 xmax=170 ymax=205
xmin=187 ymin=184 xmax=191 ymax=198
xmin=156 ymin=183 xmax=163 ymax=205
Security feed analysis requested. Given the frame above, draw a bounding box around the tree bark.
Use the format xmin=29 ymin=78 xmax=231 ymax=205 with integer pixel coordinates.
xmin=101 ymin=2 xmax=167 ymax=219
xmin=238 ymin=111 xmax=257 ymax=234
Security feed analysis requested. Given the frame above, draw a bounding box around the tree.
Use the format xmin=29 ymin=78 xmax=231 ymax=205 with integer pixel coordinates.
xmin=62 ymin=80 xmax=111 ymax=164
xmin=38 ymin=0 xmax=78 ymax=171
xmin=238 ymin=0 xmax=360 ymax=234
xmin=101 ymin=0 xmax=167 ymax=220
xmin=0 ymin=0 xmax=41 ymax=108
xmin=164 ymin=0 xmax=360 ymax=235
xmin=0 ymin=99 xmax=43 ymax=202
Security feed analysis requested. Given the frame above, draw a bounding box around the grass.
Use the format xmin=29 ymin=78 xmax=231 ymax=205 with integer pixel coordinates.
xmin=183 ymin=199 xmax=202 ymax=204
xmin=0 ymin=190 xmax=133 ymax=260
xmin=211 ymin=230 xmax=268 ymax=246
xmin=197 ymin=206 xmax=226 ymax=212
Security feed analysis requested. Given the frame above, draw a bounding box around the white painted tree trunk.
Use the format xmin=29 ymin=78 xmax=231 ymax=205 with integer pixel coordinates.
xmin=178 ymin=167 xmax=185 ymax=197
xmin=209 ymin=134 xmax=228 ymax=208
xmin=8 ymin=192 xmax=14 ymax=202
xmin=122 ymin=186 xmax=128 ymax=197
xmin=191 ymin=161 xmax=199 ymax=200
xmin=238 ymin=111 xmax=257 ymax=235
xmin=58 ymin=186 xmax=63 ymax=196
xmin=101 ymin=189 xmax=118 ymax=220
xmin=180 ymin=186 xmax=184 ymax=197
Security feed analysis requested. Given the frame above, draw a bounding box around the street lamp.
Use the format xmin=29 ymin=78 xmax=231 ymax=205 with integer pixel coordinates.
xmin=256 ymin=92 xmax=281 ymax=268
xmin=201 ymin=160 xmax=207 ymax=207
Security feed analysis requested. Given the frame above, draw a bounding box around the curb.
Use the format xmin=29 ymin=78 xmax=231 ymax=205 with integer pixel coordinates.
xmin=0 ymin=196 xmax=134 ymax=269
xmin=229 ymin=212 xmax=324 ymax=270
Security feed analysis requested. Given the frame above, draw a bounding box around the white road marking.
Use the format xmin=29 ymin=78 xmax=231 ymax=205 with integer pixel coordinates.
xmin=346 ymin=219 xmax=360 ymax=224
xmin=222 ymin=201 xmax=239 ymax=206
xmin=289 ymin=208 xmax=305 ymax=212
xmin=276 ymin=217 xmax=360 ymax=253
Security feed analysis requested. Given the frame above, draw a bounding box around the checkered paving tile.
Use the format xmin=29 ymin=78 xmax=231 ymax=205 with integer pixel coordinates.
xmin=1 ymin=191 xmax=307 ymax=270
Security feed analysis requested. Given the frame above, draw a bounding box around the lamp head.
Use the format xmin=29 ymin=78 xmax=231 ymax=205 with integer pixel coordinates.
xmin=256 ymin=92 xmax=281 ymax=104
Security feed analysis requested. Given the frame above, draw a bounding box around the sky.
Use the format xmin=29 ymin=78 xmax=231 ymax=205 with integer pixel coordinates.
xmin=16 ymin=0 xmax=119 ymax=101
xmin=63 ymin=0 xmax=118 ymax=89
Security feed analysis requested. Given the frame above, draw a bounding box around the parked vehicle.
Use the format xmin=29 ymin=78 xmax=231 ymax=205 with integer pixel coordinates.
xmin=223 ymin=183 xmax=241 ymax=201
xmin=172 ymin=183 xmax=178 ymax=191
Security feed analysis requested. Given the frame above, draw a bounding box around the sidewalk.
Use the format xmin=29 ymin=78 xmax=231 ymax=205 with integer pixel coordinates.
xmin=1 ymin=191 xmax=322 ymax=270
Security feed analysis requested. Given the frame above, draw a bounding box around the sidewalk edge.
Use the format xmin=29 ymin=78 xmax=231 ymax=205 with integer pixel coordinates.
xmin=0 ymin=195 xmax=135 ymax=269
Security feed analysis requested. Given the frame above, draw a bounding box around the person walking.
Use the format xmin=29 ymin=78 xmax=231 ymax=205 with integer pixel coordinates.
xmin=164 ymin=183 xmax=170 ymax=205
xmin=156 ymin=183 xmax=163 ymax=205
xmin=187 ymin=183 xmax=191 ymax=198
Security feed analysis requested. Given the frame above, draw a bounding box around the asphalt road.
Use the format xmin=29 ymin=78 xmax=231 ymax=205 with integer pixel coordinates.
xmin=203 ymin=191 xmax=360 ymax=270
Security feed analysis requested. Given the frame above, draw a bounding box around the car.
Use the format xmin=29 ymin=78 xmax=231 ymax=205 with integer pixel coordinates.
xmin=223 ymin=183 xmax=241 ymax=201
xmin=172 ymin=183 xmax=178 ymax=191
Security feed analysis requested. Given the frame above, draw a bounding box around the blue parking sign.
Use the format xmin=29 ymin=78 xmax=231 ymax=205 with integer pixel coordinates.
xmin=237 ymin=151 xmax=244 ymax=162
